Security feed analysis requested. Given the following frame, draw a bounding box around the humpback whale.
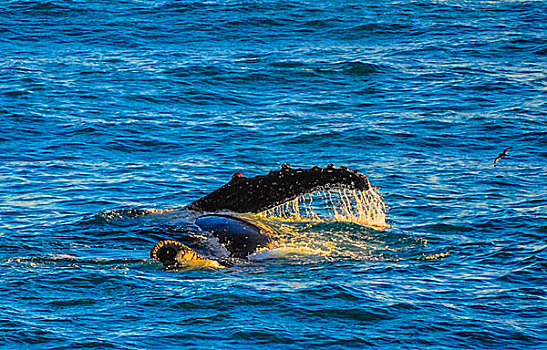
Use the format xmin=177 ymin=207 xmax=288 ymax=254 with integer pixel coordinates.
xmin=150 ymin=164 xmax=379 ymax=269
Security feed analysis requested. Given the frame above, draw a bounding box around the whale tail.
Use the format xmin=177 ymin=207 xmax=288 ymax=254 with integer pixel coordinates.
xmin=150 ymin=240 xmax=224 ymax=269
xmin=188 ymin=164 xmax=372 ymax=214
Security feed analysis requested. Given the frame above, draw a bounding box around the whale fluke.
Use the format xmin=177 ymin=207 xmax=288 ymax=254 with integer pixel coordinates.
xmin=188 ymin=165 xmax=372 ymax=214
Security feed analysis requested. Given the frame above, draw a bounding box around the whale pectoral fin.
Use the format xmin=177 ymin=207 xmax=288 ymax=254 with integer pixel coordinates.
xmin=188 ymin=165 xmax=372 ymax=213
xmin=150 ymin=240 xmax=224 ymax=270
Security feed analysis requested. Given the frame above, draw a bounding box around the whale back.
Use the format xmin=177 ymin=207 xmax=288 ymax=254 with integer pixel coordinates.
xmin=188 ymin=165 xmax=372 ymax=214
xmin=195 ymin=214 xmax=272 ymax=258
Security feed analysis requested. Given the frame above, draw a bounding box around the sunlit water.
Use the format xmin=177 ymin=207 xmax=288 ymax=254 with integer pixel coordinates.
xmin=1 ymin=0 xmax=546 ymax=349
xmin=257 ymin=187 xmax=389 ymax=228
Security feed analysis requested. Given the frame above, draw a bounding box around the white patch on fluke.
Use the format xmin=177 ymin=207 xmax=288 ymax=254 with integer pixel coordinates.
xmin=248 ymin=245 xmax=325 ymax=261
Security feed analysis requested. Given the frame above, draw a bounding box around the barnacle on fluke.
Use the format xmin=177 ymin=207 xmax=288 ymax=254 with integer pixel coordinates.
xmin=151 ymin=239 xmax=224 ymax=269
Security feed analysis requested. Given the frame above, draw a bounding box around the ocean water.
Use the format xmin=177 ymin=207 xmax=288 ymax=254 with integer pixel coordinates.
xmin=1 ymin=0 xmax=546 ymax=348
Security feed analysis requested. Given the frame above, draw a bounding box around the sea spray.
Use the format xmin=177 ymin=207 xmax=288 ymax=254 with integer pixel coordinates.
xmin=256 ymin=187 xmax=389 ymax=229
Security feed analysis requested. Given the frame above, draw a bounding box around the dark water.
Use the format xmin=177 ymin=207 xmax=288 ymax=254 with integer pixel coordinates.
xmin=1 ymin=0 xmax=546 ymax=348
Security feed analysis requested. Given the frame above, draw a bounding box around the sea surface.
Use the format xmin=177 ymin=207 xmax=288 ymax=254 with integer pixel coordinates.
xmin=1 ymin=0 xmax=546 ymax=349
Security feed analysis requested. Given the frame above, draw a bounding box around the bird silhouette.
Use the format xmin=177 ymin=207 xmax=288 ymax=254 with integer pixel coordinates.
xmin=494 ymin=147 xmax=512 ymax=166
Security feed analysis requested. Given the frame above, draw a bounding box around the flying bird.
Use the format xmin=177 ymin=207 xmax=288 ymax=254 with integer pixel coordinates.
xmin=494 ymin=147 xmax=512 ymax=166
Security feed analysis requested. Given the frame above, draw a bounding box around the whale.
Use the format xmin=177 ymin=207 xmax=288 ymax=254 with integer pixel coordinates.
xmin=150 ymin=164 xmax=376 ymax=269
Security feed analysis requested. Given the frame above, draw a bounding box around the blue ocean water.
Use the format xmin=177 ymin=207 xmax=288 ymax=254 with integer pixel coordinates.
xmin=1 ymin=0 xmax=546 ymax=348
